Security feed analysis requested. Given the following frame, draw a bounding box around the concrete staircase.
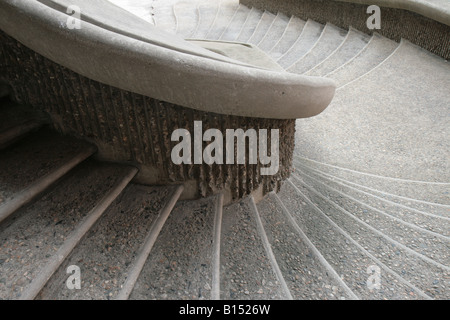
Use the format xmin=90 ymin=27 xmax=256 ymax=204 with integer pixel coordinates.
xmin=0 ymin=0 xmax=448 ymax=300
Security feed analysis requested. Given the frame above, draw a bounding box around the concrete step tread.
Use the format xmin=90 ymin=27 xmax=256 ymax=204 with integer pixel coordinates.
xmin=38 ymin=184 xmax=178 ymax=300
xmin=257 ymin=12 xmax=291 ymax=53
xmin=294 ymin=170 xmax=450 ymax=267
xmin=191 ymin=2 xmax=220 ymax=39
xmin=257 ymin=193 xmax=354 ymax=299
xmin=305 ymin=27 xmax=371 ymax=77
xmin=174 ymin=1 xmax=199 ymax=38
xmin=205 ymin=2 xmax=240 ymax=40
xmin=294 ymin=156 xmax=450 ymax=217
xmin=247 ymin=10 xmax=277 ymax=45
xmin=0 ymin=160 xmax=137 ymax=299
xmin=277 ymin=19 xmax=324 ymax=69
xmin=327 ymin=33 xmax=399 ymax=87
xmin=0 ymin=128 xmax=97 ymax=223
xmin=278 ymin=180 xmax=434 ymax=299
xmin=268 ymin=15 xmax=306 ymax=61
xmin=129 ymin=195 xmax=219 ymax=300
xmin=219 ymin=197 xmax=288 ymax=299
xmin=219 ymin=4 xmax=252 ymax=41
xmin=288 ymin=176 xmax=448 ymax=299
xmin=287 ymin=23 xmax=348 ymax=74
xmin=236 ymin=7 xmax=264 ymax=43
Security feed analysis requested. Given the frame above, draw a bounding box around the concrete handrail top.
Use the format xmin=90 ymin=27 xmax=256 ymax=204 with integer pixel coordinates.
xmin=0 ymin=0 xmax=336 ymax=119
xmin=338 ymin=0 xmax=450 ymax=26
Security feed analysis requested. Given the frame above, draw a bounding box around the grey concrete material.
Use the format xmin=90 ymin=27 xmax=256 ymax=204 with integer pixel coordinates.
xmin=0 ymin=128 xmax=97 ymax=224
xmin=2 ymin=34 xmax=297 ymax=200
xmin=204 ymin=2 xmax=240 ymax=40
xmin=128 ymin=195 xmax=215 ymax=300
xmin=287 ymin=23 xmax=348 ymax=74
xmin=116 ymin=185 xmax=184 ymax=300
xmin=294 ymin=40 xmax=449 ymax=196
xmin=295 ymin=170 xmax=450 ymax=267
xmin=249 ymin=196 xmax=293 ymax=299
xmin=236 ymin=7 xmax=265 ymax=42
xmin=335 ymin=0 xmax=450 ymax=27
xmin=257 ymin=12 xmax=291 ymax=52
xmin=277 ymin=181 xmax=429 ymax=299
xmin=19 ymin=166 xmax=138 ymax=300
xmin=38 ymin=184 xmax=176 ymax=300
xmin=187 ymin=40 xmax=285 ymax=71
xmin=242 ymin=0 xmax=450 ymax=27
xmin=295 ymin=160 xmax=450 ymax=221
xmin=247 ymin=11 xmax=277 ymax=45
xmin=327 ymin=34 xmax=399 ymax=87
xmin=276 ymin=19 xmax=324 ymax=68
xmin=305 ymin=27 xmax=371 ymax=77
xmin=1 ymin=0 xmax=336 ymax=120
xmin=219 ymin=4 xmax=252 ymax=41
xmin=173 ymin=1 xmax=200 ymax=38
xmin=289 ymin=176 xmax=450 ymax=299
xmin=38 ymin=0 xmax=226 ymax=63
xmin=241 ymin=0 xmax=450 ymax=60
xmin=220 ymin=198 xmax=287 ymax=299
xmin=211 ymin=193 xmax=224 ymax=300
xmin=256 ymin=193 xmax=353 ymax=299
xmin=191 ymin=3 xmax=220 ymax=39
xmin=267 ymin=16 xmax=306 ymax=61
xmin=153 ymin=4 xmax=178 ymax=34
xmin=0 ymin=160 xmax=136 ymax=299
xmin=295 ymin=157 xmax=450 ymax=216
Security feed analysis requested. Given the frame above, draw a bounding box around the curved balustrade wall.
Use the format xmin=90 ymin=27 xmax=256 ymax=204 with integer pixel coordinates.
xmin=0 ymin=32 xmax=295 ymax=201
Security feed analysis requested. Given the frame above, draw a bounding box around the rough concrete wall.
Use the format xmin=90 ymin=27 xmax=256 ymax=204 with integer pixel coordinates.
xmin=241 ymin=0 xmax=450 ymax=59
xmin=0 ymin=32 xmax=295 ymax=201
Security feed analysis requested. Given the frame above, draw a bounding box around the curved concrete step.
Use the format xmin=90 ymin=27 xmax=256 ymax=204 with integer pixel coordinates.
xmin=288 ymin=176 xmax=449 ymax=299
xmin=267 ymin=16 xmax=306 ymax=61
xmin=204 ymin=1 xmax=240 ymax=40
xmin=236 ymin=7 xmax=264 ymax=43
xmin=153 ymin=3 xmax=177 ymax=34
xmin=128 ymin=194 xmax=219 ymax=300
xmin=0 ymin=128 xmax=97 ymax=224
xmin=219 ymin=4 xmax=253 ymax=41
xmin=305 ymin=27 xmax=371 ymax=77
xmin=173 ymin=1 xmax=199 ymax=38
xmin=327 ymin=33 xmax=399 ymax=87
xmin=287 ymin=23 xmax=347 ymax=74
xmin=219 ymin=197 xmax=290 ymax=299
xmin=276 ymin=19 xmax=324 ymax=69
xmin=295 ymin=160 xmax=450 ymax=220
xmin=294 ymin=156 xmax=450 ymax=215
xmin=247 ymin=11 xmax=277 ymax=45
xmin=257 ymin=12 xmax=291 ymax=52
xmin=191 ymin=3 xmax=220 ymax=39
xmin=294 ymin=170 xmax=450 ymax=267
xmin=257 ymin=193 xmax=356 ymax=299
xmin=38 ymin=184 xmax=181 ymax=300
xmin=0 ymin=160 xmax=137 ymax=299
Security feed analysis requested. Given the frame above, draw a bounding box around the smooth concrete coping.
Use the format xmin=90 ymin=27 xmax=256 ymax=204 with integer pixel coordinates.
xmin=0 ymin=0 xmax=336 ymax=119
xmin=187 ymin=40 xmax=286 ymax=72
xmin=326 ymin=0 xmax=449 ymax=26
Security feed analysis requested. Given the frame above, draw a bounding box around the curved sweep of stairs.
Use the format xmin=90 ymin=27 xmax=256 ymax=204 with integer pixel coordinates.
xmin=0 ymin=0 xmax=449 ymax=300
